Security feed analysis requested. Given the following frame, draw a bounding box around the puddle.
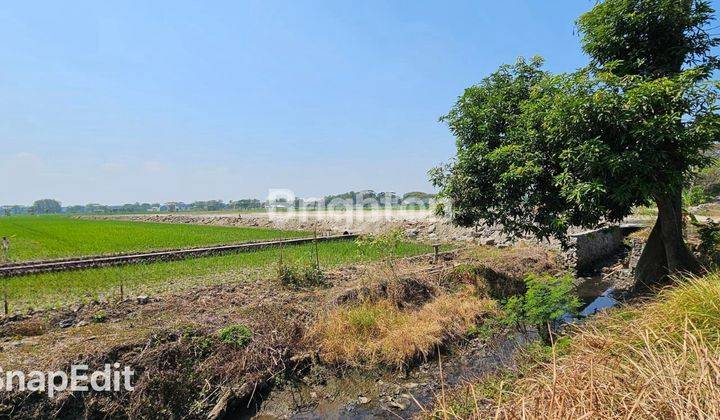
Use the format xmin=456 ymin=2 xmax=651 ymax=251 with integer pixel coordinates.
xmin=580 ymin=288 xmax=618 ymax=317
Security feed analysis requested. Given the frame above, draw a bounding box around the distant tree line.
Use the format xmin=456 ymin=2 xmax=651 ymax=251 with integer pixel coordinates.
xmin=1 ymin=191 xmax=434 ymax=216
xmin=275 ymin=190 xmax=435 ymax=210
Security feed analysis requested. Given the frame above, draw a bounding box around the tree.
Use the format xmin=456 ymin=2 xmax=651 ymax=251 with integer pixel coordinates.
xmin=30 ymin=199 xmax=62 ymax=214
xmin=433 ymin=0 xmax=720 ymax=285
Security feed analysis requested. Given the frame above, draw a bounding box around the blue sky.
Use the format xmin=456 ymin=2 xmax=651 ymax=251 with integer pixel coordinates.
xmin=0 ymin=0 xmax=692 ymax=205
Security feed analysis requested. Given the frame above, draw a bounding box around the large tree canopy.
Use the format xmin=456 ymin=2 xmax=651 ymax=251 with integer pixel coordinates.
xmin=434 ymin=0 xmax=720 ymax=283
xmin=577 ymin=0 xmax=719 ymax=77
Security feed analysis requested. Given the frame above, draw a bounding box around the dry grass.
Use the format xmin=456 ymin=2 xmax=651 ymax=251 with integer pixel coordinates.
xmin=459 ymin=244 xmax=559 ymax=280
xmin=431 ymin=273 xmax=720 ymax=419
xmin=310 ymin=287 xmax=499 ymax=369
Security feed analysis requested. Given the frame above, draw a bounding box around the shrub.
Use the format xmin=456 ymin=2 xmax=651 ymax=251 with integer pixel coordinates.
xmin=693 ymin=160 xmax=720 ymax=200
xmin=683 ymin=185 xmax=711 ymax=206
xmin=217 ymin=324 xmax=252 ymax=348
xmin=696 ymin=219 xmax=720 ymax=269
xmin=277 ymin=262 xmax=299 ymax=285
xmin=277 ymin=262 xmax=328 ymax=289
xmin=502 ymin=273 xmax=580 ymax=344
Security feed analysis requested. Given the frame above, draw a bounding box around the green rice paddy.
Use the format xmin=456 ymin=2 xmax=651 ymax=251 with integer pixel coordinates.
xmin=0 ymin=215 xmax=308 ymax=261
xmin=4 ymin=239 xmax=439 ymax=311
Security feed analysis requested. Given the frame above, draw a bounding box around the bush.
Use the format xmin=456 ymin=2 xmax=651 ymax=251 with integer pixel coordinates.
xmin=217 ymin=324 xmax=252 ymax=348
xmin=502 ymin=273 xmax=580 ymax=344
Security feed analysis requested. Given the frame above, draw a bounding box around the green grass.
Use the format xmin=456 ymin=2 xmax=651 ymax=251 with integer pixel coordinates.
xmin=3 ymin=240 xmax=441 ymax=311
xmin=0 ymin=215 xmax=308 ymax=261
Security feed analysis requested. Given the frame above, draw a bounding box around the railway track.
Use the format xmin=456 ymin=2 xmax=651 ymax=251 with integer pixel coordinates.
xmin=0 ymin=233 xmax=358 ymax=277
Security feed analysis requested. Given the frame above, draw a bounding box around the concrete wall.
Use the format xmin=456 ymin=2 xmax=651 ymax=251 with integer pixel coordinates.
xmin=570 ymin=226 xmax=625 ymax=274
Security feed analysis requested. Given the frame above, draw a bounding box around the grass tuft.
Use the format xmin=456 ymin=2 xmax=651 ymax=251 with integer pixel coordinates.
xmin=310 ymin=287 xmax=500 ymax=369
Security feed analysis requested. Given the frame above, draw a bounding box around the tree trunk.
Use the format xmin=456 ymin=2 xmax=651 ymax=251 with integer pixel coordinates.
xmin=634 ymin=190 xmax=701 ymax=288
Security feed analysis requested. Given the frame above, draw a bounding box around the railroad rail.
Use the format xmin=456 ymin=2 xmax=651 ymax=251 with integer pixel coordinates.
xmin=0 ymin=233 xmax=358 ymax=277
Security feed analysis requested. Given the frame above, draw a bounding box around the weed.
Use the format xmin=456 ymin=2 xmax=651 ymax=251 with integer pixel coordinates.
xmin=217 ymin=324 xmax=252 ymax=348
xmin=345 ymin=304 xmax=383 ymax=333
xmin=465 ymin=319 xmax=501 ymax=340
xmin=432 ymin=273 xmax=720 ymax=419
xmin=277 ymin=262 xmax=329 ymax=289
xmin=92 ymin=310 xmax=107 ymax=323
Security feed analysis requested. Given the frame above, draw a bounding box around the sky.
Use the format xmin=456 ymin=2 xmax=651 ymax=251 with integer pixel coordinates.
xmin=0 ymin=0 xmax=682 ymax=205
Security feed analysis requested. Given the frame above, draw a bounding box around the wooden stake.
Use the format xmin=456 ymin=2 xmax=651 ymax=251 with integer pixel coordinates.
xmin=313 ymin=228 xmax=320 ymax=270
xmin=3 ymin=282 xmax=7 ymax=316
xmin=2 ymin=237 xmax=9 ymax=316
xmin=433 ymin=243 xmax=441 ymax=264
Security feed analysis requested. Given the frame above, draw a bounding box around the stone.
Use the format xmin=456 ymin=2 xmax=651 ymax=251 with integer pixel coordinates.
xmin=388 ymin=400 xmax=408 ymax=410
xmin=358 ymin=396 xmax=371 ymax=404
xmin=59 ymin=319 xmax=74 ymax=328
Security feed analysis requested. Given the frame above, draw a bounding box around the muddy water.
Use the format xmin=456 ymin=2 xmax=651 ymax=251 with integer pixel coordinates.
xmin=254 ymin=333 xmax=534 ymax=419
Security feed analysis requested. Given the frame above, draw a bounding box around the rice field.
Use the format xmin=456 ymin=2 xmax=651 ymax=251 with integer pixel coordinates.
xmin=0 ymin=215 xmax=308 ymax=261
xmin=4 ymin=240 xmax=441 ymax=311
